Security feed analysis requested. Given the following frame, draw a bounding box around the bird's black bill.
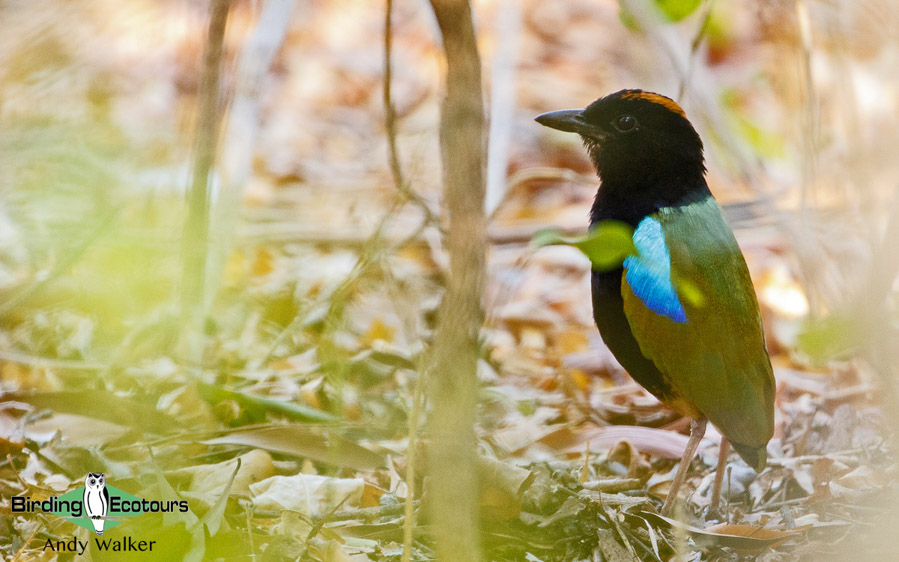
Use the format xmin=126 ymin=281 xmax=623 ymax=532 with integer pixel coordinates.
xmin=535 ymin=109 xmax=607 ymax=141
xmin=535 ymin=109 xmax=585 ymax=133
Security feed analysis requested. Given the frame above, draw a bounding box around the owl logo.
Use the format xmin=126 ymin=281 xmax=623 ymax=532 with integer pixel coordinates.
xmin=83 ymin=472 xmax=109 ymax=535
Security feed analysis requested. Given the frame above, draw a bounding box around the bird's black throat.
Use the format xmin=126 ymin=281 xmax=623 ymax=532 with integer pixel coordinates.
xmin=589 ymin=174 xmax=711 ymax=228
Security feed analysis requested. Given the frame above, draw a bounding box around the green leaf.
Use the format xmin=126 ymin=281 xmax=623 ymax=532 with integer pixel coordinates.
xmin=721 ymin=90 xmax=785 ymax=158
xmin=197 ymin=381 xmax=337 ymax=423
xmin=655 ymin=0 xmax=702 ymax=22
xmin=532 ymin=221 xmax=636 ymax=271
xmin=619 ymin=0 xmax=702 ymax=29
xmin=798 ymin=313 xmax=862 ymax=362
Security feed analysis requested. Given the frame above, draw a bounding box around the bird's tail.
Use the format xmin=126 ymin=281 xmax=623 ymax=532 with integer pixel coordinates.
xmin=731 ymin=442 xmax=767 ymax=472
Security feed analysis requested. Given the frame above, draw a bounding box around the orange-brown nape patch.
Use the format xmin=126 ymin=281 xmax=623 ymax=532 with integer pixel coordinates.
xmin=621 ymin=91 xmax=686 ymax=118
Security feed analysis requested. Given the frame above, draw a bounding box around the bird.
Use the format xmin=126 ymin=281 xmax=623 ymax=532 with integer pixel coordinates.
xmin=535 ymin=89 xmax=775 ymax=516
xmin=83 ymin=472 xmax=110 ymax=535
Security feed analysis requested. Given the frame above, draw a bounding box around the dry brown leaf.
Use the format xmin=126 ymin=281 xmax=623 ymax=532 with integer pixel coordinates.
xmin=567 ymin=369 xmax=592 ymax=393
xmin=26 ymin=413 xmax=129 ymax=447
xmin=251 ymin=473 xmax=364 ymax=516
xmin=479 ymin=455 xmax=536 ymax=497
xmin=498 ymin=300 xmax=565 ymax=336
xmin=480 ymin=486 xmax=523 ymax=521
xmin=581 ymin=477 xmax=642 ymax=493
xmin=9 ymin=390 xmax=179 ymax=433
xmin=360 ymin=318 xmax=395 ymax=346
xmin=606 ymin=440 xmax=651 ymax=480
xmin=300 ymin=376 xmax=325 ymax=410
xmin=635 ymin=511 xmax=801 ymax=551
xmin=0 ymin=435 xmax=26 ymax=456
xmin=556 ymin=329 xmax=589 ymax=354
xmin=169 ymin=449 xmax=275 ymax=496
xmin=203 ymin=425 xmax=384 ymax=470
xmin=594 ymin=528 xmax=634 ymax=562
xmin=487 ymin=410 xmax=561 ymax=454
xmin=538 ymin=424 xmax=714 ymax=459
xmin=252 ymin=247 xmax=275 ymax=277
xmin=703 ymin=522 xmax=802 ymax=549
xmin=836 ymin=465 xmax=882 ymax=491
xmin=361 ymin=482 xmax=386 ymax=508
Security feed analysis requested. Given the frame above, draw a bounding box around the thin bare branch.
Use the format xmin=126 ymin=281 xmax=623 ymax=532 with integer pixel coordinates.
xmin=484 ymin=0 xmax=522 ymax=217
xmin=384 ymin=0 xmax=437 ymax=226
xmin=180 ymin=0 xmax=232 ymax=363
xmin=206 ymin=0 xmax=298 ymax=307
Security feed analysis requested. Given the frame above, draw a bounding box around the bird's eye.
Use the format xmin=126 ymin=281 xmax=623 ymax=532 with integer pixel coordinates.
xmin=613 ymin=115 xmax=637 ymax=133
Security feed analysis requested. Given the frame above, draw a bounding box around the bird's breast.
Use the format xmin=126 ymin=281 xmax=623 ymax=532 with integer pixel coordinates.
xmin=590 ymin=268 xmax=702 ymax=419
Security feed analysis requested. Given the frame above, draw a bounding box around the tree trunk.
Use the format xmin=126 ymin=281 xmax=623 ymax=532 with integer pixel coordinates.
xmin=426 ymin=1 xmax=487 ymax=560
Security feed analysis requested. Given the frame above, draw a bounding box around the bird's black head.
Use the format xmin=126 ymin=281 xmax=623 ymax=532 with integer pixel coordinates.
xmin=536 ymin=89 xmax=706 ymax=191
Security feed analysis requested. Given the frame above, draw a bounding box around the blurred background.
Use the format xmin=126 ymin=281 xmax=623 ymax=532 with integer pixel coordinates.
xmin=1 ymin=0 xmax=897 ymax=559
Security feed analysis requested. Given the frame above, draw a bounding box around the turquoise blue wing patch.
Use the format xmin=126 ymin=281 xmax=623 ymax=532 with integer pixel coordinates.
xmin=623 ymin=217 xmax=687 ymax=323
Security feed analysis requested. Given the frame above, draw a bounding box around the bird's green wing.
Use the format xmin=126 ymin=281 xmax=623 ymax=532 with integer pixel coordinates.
xmin=621 ymin=196 xmax=775 ymax=469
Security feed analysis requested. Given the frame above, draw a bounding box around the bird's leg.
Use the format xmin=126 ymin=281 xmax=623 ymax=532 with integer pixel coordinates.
xmin=709 ymin=438 xmax=730 ymax=517
xmin=662 ymin=418 xmax=707 ymax=516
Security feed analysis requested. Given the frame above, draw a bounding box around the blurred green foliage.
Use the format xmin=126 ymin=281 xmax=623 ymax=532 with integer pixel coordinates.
xmin=721 ymin=90 xmax=786 ymax=159
xmin=532 ymin=221 xmax=636 ymax=271
xmin=798 ymin=312 xmax=863 ymax=362
xmin=619 ymin=0 xmax=702 ymax=29
xmin=0 ymin=115 xmax=187 ymax=358
xmin=653 ymin=0 xmax=702 ymax=22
